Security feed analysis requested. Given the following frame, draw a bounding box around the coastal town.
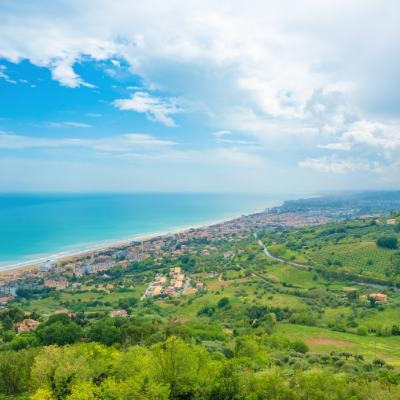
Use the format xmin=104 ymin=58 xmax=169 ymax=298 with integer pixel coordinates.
xmin=0 ymin=202 xmax=392 ymax=317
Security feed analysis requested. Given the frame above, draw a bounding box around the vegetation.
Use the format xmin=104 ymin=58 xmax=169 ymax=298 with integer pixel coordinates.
xmin=2 ymin=212 xmax=400 ymax=398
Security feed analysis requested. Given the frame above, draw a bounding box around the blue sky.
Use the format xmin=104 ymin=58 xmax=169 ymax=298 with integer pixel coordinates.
xmin=1 ymin=0 xmax=400 ymax=192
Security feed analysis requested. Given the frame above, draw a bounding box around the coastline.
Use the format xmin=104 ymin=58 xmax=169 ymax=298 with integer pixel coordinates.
xmin=0 ymin=204 xmax=276 ymax=277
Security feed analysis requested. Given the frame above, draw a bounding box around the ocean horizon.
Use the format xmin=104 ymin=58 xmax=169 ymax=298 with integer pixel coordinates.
xmin=0 ymin=192 xmax=314 ymax=271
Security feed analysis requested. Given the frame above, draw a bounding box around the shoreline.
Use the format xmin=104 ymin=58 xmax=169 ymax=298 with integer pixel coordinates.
xmin=0 ymin=203 xmax=280 ymax=277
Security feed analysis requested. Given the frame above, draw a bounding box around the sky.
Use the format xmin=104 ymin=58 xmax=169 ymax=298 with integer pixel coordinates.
xmin=1 ymin=0 xmax=400 ymax=193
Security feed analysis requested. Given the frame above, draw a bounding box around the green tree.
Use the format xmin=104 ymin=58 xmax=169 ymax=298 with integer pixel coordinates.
xmin=217 ymin=297 xmax=229 ymax=308
xmin=2 ymin=315 xmax=13 ymax=332
xmin=357 ymin=326 xmax=368 ymax=336
xmin=290 ymin=340 xmax=309 ymax=354
xmin=373 ymin=358 xmax=386 ymax=367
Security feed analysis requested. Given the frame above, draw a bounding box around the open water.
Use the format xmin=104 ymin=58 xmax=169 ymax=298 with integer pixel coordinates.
xmin=0 ymin=192 xmax=313 ymax=271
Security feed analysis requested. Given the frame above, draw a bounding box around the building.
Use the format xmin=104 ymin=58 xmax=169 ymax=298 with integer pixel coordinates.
xmin=44 ymin=280 xmax=57 ymax=288
xmin=16 ymin=319 xmax=40 ymax=334
xmin=387 ymin=219 xmax=397 ymax=225
xmin=0 ymin=296 xmax=13 ymax=305
xmin=0 ymin=287 xmax=17 ymax=296
xmin=165 ymin=288 xmax=175 ymax=295
xmin=55 ymin=309 xmax=69 ymax=314
xmin=110 ymin=310 xmax=128 ymax=317
xmin=38 ymin=259 xmax=58 ymax=272
xmin=174 ymin=281 xmax=183 ymax=291
xmin=196 ymin=282 xmax=204 ymax=290
xmin=369 ymin=293 xmax=387 ymax=302
xmin=152 ymin=286 xmax=163 ymax=296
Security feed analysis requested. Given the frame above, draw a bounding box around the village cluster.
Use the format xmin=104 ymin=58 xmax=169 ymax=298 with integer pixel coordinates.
xmin=0 ymin=208 xmax=348 ymax=315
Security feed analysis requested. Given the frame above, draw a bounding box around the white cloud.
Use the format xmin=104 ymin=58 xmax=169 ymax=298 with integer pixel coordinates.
xmin=0 ymin=65 xmax=6 ymax=69
xmin=111 ymin=60 xmax=120 ymax=67
xmin=87 ymin=113 xmax=102 ymax=117
xmin=46 ymin=122 xmax=93 ymax=128
xmin=20 ymin=79 xmax=28 ymax=83
xmin=298 ymin=156 xmax=372 ymax=174
xmin=113 ymin=92 xmax=183 ymax=127
xmin=212 ymin=130 xmax=231 ymax=137
xmin=216 ymin=139 xmax=255 ymax=145
xmin=0 ymin=71 xmax=16 ymax=83
xmin=0 ymin=132 xmax=177 ymax=150
xmin=63 ymin=122 xmax=93 ymax=128
xmin=127 ymin=86 xmax=144 ymax=90
xmin=51 ymin=61 xmax=96 ymax=88
xmin=31 ymin=85 xmax=35 ymax=88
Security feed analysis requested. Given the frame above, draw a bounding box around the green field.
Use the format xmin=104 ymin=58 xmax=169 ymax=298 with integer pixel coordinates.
xmin=309 ymin=242 xmax=395 ymax=274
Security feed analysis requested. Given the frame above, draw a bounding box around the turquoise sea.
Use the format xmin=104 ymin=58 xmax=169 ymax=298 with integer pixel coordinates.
xmin=0 ymin=193 xmax=313 ymax=271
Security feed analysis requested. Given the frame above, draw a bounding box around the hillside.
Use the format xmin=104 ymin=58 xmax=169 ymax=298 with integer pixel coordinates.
xmin=1 ymin=212 xmax=400 ymax=398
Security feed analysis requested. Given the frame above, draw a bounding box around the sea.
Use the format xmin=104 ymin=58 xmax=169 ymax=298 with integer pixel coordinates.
xmin=0 ymin=192 xmax=314 ymax=271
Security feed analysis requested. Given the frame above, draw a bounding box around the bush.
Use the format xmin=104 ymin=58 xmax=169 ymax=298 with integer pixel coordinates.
xmin=290 ymin=340 xmax=309 ymax=354
xmin=357 ymin=326 xmax=368 ymax=336
xmin=363 ymin=362 xmax=373 ymax=371
xmin=377 ymin=237 xmax=398 ymax=249
xmin=373 ymin=358 xmax=386 ymax=367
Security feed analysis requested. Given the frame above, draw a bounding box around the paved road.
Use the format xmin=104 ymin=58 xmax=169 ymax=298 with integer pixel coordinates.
xmin=141 ymin=281 xmax=153 ymax=300
xmin=254 ymin=233 xmax=312 ymax=269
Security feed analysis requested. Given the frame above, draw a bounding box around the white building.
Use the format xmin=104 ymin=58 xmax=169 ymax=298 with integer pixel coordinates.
xmin=38 ymin=259 xmax=58 ymax=272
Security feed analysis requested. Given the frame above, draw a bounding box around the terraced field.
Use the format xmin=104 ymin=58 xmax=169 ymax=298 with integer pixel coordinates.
xmin=310 ymin=242 xmax=395 ymax=274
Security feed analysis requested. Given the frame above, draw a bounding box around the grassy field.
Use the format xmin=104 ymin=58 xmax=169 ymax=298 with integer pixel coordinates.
xmin=309 ymin=242 xmax=395 ymax=274
xmin=276 ymin=324 xmax=400 ymax=365
xmin=23 ymin=283 xmax=148 ymax=315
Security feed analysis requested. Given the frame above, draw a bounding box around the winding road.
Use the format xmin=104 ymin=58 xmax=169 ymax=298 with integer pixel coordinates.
xmin=254 ymin=233 xmax=312 ymax=269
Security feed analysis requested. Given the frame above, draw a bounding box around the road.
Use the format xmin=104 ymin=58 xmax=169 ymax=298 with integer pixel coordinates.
xmin=254 ymin=233 xmax=312 ymax=269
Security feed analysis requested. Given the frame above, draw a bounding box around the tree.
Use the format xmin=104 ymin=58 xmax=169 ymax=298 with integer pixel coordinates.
xmin=290 ymin=340 xmax=309 ymax=354
xmin=381 ymin=323 xmax=392 ymax=337
xmin=363 ymin=362 xmax=373 ymax=371
xmin=377 ymin=237 xmax=398 ymax=249
xmin=347 ymin=290 xmax=357 ymax=301
xmin=35 ymin=317 xmax=83 ymax=346
xmin=354 ymin=354 xmax=364 ymax=362
xmin=341 ymin=351 xmax=353 ymax=360
xmin=369 ymin=297 xmax=376 ymax=308
xmin=320 ymin=354 xmax=330 ymax=363
xmin=2 ymin=315 xmax=13 ymax=332
xmin=30 ymin=311 xmax=41 ymax=321
xmin=373 ymin=358 xmax=386 ymax=367
xmin=217 ymin=297 xmax=229 ymax=308
xmin=357 ymin=326 xmax=368 ymax=336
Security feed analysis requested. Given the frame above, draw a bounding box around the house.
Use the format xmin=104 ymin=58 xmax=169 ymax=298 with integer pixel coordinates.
xmin=55 ymin=309 xmax=69 ymax=315
xmin=196 ymin=282 xmax=204 ymax=289
xmin=238 ymin=249 xmax=244 ymax=254
xmin=106 ymin=284 xmax=114 ymax=290
xmin=387 ymin=219 xmax=397 ymax=225
xmin=152 ymin=286 xmax=163 ymax=296
xmin=0 ymin=296 xmax=13 ymax=305
xmin=45 ymin=280 xmax=57 ymax=288
xmin=0 ymin=287 xmax=17 ymax=296
xmin=174 ymin=281 xmax=183 ymax=291
xmin=176 ymin=274 xmax=185 ymax=281
xmin=165 ymin=288 xmax=175 ymax=295
xmin=369 ymin=293 xmax=387 ymax=302
xmin=38 ymin=259 xmax=57 ymax=272
xmin=110 ymin=310 xmax=128 ymax=317
xmin=16 ymin=319 xmax=40 ymax=334
xmin=56 ymin=282 xmax=67 ymax=290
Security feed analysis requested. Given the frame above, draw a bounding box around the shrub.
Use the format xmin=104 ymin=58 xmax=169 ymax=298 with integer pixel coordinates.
xmin=377 ymin=237 xmax=398 ymax=249
xmin=373 ymin=358 xmax=386 ymax=367
xmin=290 ymin=340 xmax=309 ymax=354
xmin=357 ymin=326 xmax=368 ymax=336
xmin=320 ymin=354 xmax=330 ymax=363
xmin=363 ymin=362 xmax=373 ymax=371
xmin=335 ymin=360 xmax=345 ymax=368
